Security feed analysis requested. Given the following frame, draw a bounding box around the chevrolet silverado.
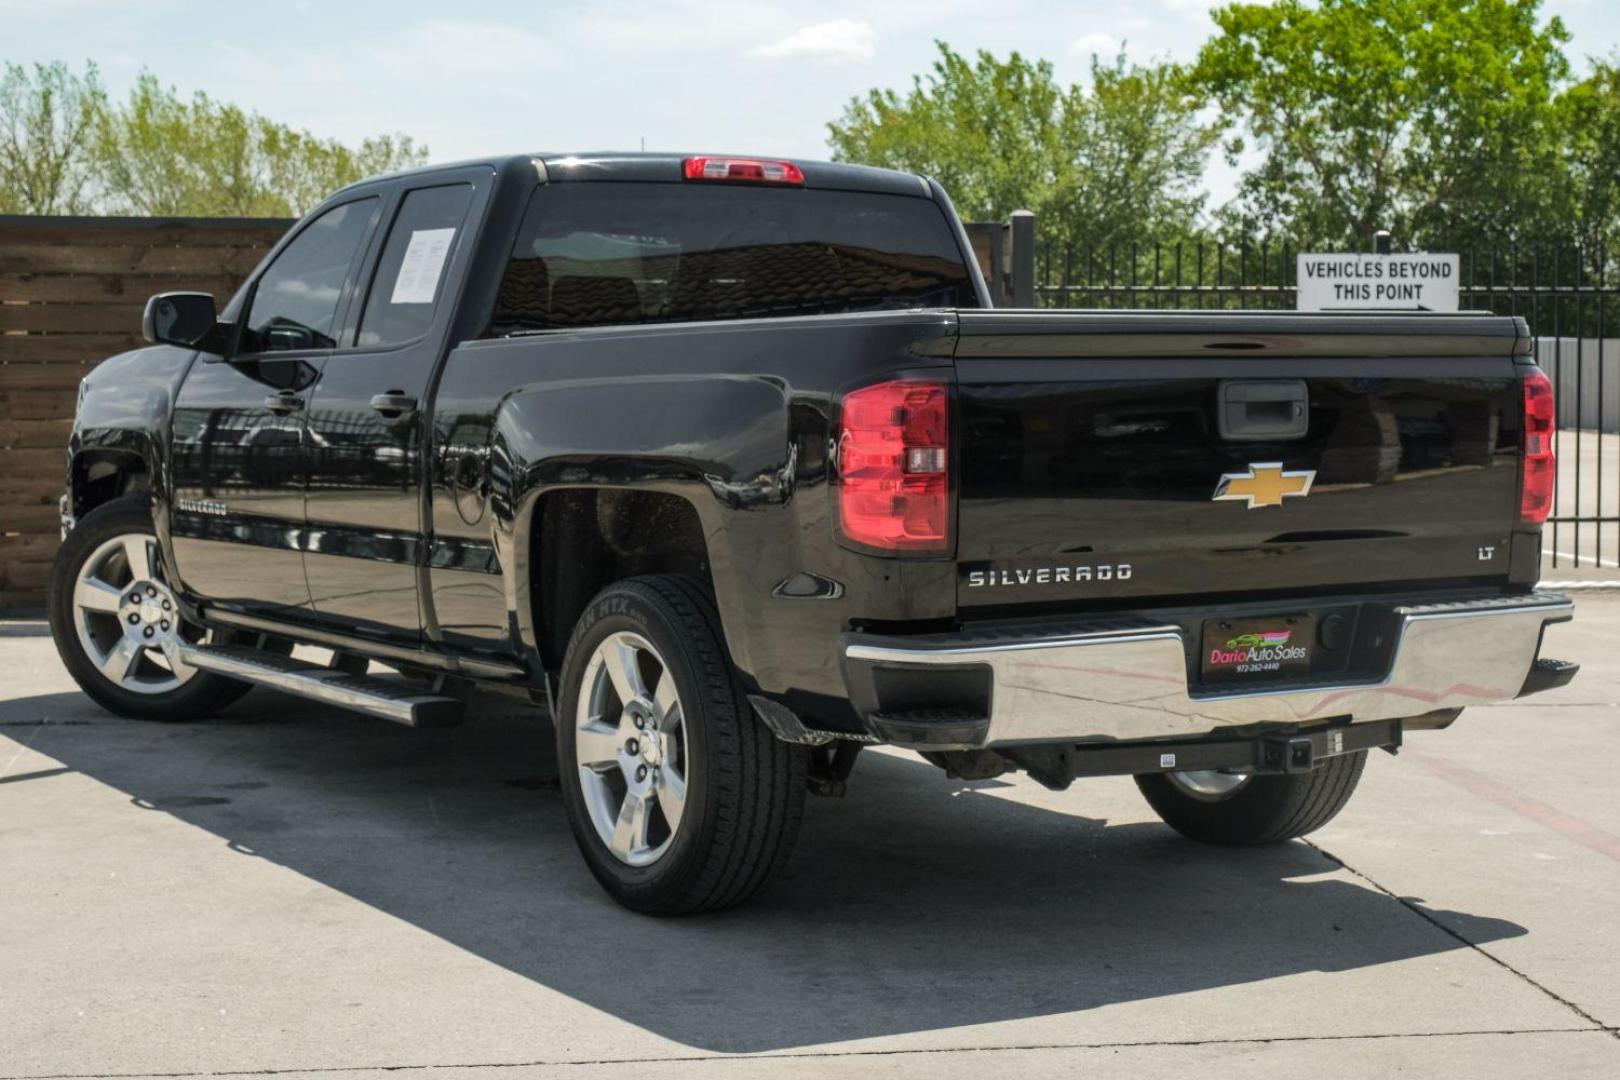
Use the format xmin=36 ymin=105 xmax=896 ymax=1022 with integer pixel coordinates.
xmin=48 ymin=152 xmax=1578 ymax=913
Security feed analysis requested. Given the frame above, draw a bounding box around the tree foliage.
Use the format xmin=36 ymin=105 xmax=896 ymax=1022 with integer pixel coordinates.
xmin=1559 ymin=58 xmax=1620 ymax=252
xmin=827 ymin=43 xmax=1214 ymax=254
xmin=0 ymin=64 xmax=425 ymax=217
xmin=1189 ymin=0 xmax=1574 ymax=249
xmin=0 ymin=61 xmax=107 ymax=214
xmin=95 ymin=74 xmax=425 ymax=217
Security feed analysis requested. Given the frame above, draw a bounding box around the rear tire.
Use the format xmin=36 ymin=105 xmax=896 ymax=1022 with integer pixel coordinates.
xmin=48 ymin=495 xmax=251 ymax=721
xmin=1135 ymin=751 xmax=1368 ymax=845
xmin=556 ymin=575 xmax=806 ymax=914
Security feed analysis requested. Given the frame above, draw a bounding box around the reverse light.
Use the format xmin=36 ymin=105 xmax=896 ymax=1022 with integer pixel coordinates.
xmin=837 ymin=380 xmax=950 ymax=552
xmin=682 ymin=156 xmax=805 ymax=185
xmin=1521 ymin=367 xmax=1556 ymax=525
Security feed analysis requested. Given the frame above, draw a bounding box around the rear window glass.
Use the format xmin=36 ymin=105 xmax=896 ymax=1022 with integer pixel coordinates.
xmin=488 ymin=182 xmax=976 ymax=334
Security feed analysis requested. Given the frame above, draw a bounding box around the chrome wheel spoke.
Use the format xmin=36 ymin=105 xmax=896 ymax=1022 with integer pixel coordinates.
xmin=602 ymin=636 xmax=647 ymax=706
xmin=75 ymin=575 xmax=124 ymax=614
xmin=122 ymin=534 xmax=155 ymax=583
xmin=609 ymin=793 xmax=651 ymax=860
xmin=575 ymin=721 xmax=624 ymax=771
xmin=654 ymin=765 xmax=686 ymax=834
xmin=98 ymin=636 xmax=144 ymax=684
xmin=652 ymin=669 xmax=681 ymax=732
xmin=160 ymin=638 xmax=194 ymax=681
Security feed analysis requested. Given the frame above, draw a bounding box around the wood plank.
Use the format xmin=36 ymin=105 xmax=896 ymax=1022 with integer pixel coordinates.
xmin=0 ymin=559 xmax=53 ymax=591
xmin=1 ymin=447 xmax=68 ymax=474
xmin=0 ymin=244 xmax=271 ymax=275
xmin=1 ymin=273 xmax=246 ymax=304
xmin=0 ymin=506 xmax=63 ymax=534
xmin=0 ymin=220 xmax=290 ymax=247
xmin=0 ymin=487 xmax=62 ymax=504
xmin=0 ymin=417 xmax=72 ymax=447
xmin=2 ymin=334 xmax=141 ymax=363
xmin=0 ymin=390 xmax=78 ymax=419
xmin=0 ymin=532 xmax=61 ymax=559
xmin=0 ymin=362 xmax=102 ymax=390
xmin=0 ymin=303 xmax=146 ymax=334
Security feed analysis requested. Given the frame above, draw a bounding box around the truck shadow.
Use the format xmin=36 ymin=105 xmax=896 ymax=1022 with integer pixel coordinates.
xmin=10 ymin=686 xmax=1528 ymax=1054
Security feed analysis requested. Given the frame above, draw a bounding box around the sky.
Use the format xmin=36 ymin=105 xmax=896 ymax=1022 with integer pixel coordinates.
xmin=5 ymin=0 xmax=1619 ymax=209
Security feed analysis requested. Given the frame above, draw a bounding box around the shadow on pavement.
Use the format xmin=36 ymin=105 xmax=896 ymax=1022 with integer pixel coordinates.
xmin=6 ymin=686 xmax=1529 ymax=1053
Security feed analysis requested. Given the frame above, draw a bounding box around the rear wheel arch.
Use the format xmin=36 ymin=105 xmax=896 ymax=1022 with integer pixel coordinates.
xmin=525 ymin=487 xmax=716 ymax=672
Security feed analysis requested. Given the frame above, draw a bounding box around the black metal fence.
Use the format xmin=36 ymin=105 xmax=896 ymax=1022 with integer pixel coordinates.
xmin=1014 ymin=233 xmax=1619 ymax=572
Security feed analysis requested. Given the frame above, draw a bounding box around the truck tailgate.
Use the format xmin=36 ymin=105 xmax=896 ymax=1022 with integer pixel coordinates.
xmin=952 ymin=312 xmax=1531 ymax=609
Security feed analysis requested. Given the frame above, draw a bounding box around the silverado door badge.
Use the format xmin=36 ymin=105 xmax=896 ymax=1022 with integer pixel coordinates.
xmin=1212 ymin=462 xmax=1316 ymax=509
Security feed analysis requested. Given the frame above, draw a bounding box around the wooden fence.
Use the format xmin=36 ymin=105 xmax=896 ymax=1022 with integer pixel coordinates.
xmin=0 ymin=216 xmax=293 ymax=611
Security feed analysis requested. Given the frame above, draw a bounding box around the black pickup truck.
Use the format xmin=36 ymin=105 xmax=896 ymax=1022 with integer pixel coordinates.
xmin=49 ymin=152 xmax=1578 ymax=913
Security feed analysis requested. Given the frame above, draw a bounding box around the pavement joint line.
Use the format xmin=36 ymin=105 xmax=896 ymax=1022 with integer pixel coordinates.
xmin=1 ymin=1027 xmax=1615 ymax=1080
xmin=1306 ymin=840 xmax=1616 ymax=1037
xmin=0 ymin=711 xmax=50 ymax=781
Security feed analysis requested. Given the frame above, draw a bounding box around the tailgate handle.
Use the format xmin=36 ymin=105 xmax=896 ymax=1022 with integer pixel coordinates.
xmin=1219 ymin=380 xmax=1309 ymax=442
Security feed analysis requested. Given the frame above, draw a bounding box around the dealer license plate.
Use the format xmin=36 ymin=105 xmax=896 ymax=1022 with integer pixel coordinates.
xmin=1201 ymin=614 xmax=1315 ymax=684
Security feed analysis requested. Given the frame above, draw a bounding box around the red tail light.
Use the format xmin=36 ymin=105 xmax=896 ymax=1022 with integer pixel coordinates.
xmin=1521 ymin=368 xmax=1556 ymax=525
xmin=682 ymin=156 xmax=805 ymax=185
xmin=837 ymin=380 xmax=950 ymax=552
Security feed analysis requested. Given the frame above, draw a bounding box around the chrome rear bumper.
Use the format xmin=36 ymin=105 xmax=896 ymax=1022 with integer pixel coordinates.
xmin=843 ymin=592 xmax=1573 ymax=749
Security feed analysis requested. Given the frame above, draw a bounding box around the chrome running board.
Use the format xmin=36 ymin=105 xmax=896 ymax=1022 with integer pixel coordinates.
xmin=177 ymin=643 xmax=464 ymax=728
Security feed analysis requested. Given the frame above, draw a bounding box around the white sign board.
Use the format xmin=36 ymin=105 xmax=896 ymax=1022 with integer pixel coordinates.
xmin=1296 ymin=253 xmax=1459 ymax=312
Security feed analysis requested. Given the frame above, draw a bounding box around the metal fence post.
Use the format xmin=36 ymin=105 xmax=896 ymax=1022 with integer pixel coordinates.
xmin=1010 ymin=210 xmax=1036 ymax=308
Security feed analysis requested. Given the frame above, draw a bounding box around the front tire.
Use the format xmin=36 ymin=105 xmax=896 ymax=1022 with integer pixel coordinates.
xmin=556 ymin=576 xmax=806 ymax=914
xmin=48 ymin=495 xmax=251 ymax=721
xmin=1135 ymin=751 xmax=1368 ymax=845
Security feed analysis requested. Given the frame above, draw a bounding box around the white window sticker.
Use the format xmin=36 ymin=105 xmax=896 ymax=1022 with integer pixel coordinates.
xmin=390 ymin=228 xmax=456 ymax=304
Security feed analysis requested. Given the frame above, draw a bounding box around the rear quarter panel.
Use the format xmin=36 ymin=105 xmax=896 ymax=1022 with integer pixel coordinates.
xmin=428 ymin=311 xmax=960 ymax=726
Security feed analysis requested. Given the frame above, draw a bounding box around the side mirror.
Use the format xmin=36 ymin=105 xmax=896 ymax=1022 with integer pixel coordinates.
xmin=142 ymin=292 xmax=228 ymax=354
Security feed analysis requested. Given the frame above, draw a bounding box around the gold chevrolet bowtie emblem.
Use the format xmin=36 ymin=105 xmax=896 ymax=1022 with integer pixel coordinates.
xmin=1212 ymin=462 xmax=1316 ymax=509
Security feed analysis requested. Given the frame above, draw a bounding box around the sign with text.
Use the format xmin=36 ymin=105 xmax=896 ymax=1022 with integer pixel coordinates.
xmin=1296 ymin=253 xmax=1459 ymax=312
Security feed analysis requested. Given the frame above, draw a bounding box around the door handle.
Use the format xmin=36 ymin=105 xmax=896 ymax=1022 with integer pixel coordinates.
xmin=264 ymin=391 xmax=305 ymax=414
xmin=370 ymin=392 xmax=418 ymax=418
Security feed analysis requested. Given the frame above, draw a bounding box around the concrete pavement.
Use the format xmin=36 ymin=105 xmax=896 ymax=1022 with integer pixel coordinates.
xmin=2 ymin=599 xmax=1619 ymax=1078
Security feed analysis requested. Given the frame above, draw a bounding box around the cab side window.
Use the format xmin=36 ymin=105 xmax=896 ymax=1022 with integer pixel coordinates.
xmin=356 ymin=183 xmax=475 ymax=347
xmin=241 ymin=197 xmax=377 ymax=354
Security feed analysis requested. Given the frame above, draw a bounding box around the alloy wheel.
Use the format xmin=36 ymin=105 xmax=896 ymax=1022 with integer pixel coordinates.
xmin=573 ymin=631 xmax=690 ymax=867
xmin=71 ymin=532 xmax=199 ymax=695
xmin=1167 ymin=769 xmax=1253 ymax=801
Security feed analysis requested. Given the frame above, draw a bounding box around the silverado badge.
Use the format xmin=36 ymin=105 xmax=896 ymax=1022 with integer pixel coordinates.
xmin=1212 ymin=462 xmax=1315 ymax=509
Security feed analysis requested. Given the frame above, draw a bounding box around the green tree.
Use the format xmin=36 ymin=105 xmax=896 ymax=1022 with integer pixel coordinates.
xmin=0 ymin=60 xmax=107 ymax=214
xmin=1559 ymin=58 xmax=1620 ymax=251
xmin=1052 ymin=55 xmax=1217 ymax=254
xmin=1190 ymin=0 xmax=1574 ymax=249
xmin=827 ymin=43 xmax=1213 ymax=257
xmin=96 ymin=73 xmax=426 ymax=217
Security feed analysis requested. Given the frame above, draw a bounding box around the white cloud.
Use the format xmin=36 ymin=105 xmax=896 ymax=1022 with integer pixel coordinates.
xmin=746 ymin=19 xmax=875 ymax=62
xmin=1069 ymin=31 xmax=1122 ymax=58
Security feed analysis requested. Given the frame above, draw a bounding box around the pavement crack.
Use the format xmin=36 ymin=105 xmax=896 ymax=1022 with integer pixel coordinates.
xmin=2 ymin=1027 xmax=1615 ymax=1079
xmin=1307 ymin=839 xmax=1614 ymax=1035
